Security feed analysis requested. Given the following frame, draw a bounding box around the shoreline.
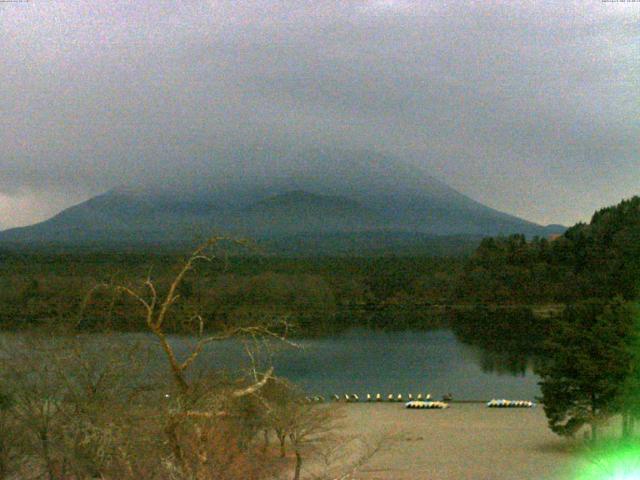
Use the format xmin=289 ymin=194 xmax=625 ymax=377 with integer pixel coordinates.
xmin=329 ymin=403 xmax=582 ymax=480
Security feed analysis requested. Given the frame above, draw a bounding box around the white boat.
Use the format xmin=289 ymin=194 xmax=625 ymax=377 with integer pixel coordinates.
xmin=405 ymin=400 xmax=449 ymax=409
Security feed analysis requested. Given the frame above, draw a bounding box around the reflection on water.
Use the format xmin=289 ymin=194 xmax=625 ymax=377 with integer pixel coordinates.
xmin=471 ymin=348 xmax=531 ymax=377
xmin=449 ymin=306 xmax=548 ymax=379
xmin=0 ymin=327 xmax=542 ymax=401
xmin=169 ymin=328 xmax=541 ymax=400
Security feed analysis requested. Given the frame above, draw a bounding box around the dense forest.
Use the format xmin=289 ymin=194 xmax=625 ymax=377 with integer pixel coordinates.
xmin=0 ymin=196 xmax=638 ymax=336
xmin=0 ymin=252 xmax=463 ymax=334
xmin=456 ymin=196 xmax=640 ymax=304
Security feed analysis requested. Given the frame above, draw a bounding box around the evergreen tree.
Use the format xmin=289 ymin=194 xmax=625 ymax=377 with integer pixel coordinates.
xmin=619 ymin=302 xmax=640 ymax=438
xmin=536 ymin=299 xmax=634 ymax=440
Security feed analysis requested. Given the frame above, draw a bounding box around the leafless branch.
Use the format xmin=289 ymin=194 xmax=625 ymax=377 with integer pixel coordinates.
xmin=231 ymin=367 xmax=274 ymax=398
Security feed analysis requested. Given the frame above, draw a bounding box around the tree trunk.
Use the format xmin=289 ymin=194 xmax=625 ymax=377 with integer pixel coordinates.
xmin=293 ymin=450 xmax=302 ymax=480
xmin=279 ymin=434 xmax=286 ymax=458
xmin=590 ymin=394 xmax=598 ymax=443
xmin=0 ymin=442 xmax=8 ymax=480
xmin=165 ymin=419 xmax=191 ymax=479
xmin=622 ymin=412 xmax=630 ymax=439
xmin=263 ymin=429 xmax=270 ymax=452
xmin=40 ymin=430 xmax=57 ymax=480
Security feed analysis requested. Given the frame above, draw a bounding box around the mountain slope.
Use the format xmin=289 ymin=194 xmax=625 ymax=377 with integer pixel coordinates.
xmin=232 ymin=191 xmax=380 ymax=235
xmin=0 ymin=148 xmax=564 ymax=252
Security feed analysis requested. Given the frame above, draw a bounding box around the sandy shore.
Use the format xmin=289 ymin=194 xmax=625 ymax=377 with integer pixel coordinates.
xmin=332 ymin=403 xmax=583 ymax=480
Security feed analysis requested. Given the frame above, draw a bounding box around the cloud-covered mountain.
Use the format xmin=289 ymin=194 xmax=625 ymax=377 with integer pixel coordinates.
xmin=0 ymin=149 xmax=564 ymax=253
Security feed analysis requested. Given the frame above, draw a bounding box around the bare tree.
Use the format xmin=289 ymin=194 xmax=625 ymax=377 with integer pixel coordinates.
xmin=309 ymin=434 xmax=395 ymax=480
xmin=102 ymin=237 xmax=293 ymax=479
xmin=0 ymin=238 xmax=386 ymax=480
xmin=0 ymin=381 xmax=14 ymax=479
xmin=0 ymin=332 xmax=154 ymax=480
xmin=258 ymin=378 xmax=343 ymax=480
xmin=288 ymin=404 xmax=338 ymax=480
xmin=1 ymin=334 xmax=71 ymax=480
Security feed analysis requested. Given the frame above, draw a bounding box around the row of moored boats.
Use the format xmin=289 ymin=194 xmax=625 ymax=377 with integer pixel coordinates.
xmin=307 ymin=393 xmax=436 ymax=403
xmin=405 ymin=400 xmax=449 ymax=409
xmin=486 ymin=399 xmax=536 ymax=408
xmin=303 ymin=394 xmax=536 ymax=409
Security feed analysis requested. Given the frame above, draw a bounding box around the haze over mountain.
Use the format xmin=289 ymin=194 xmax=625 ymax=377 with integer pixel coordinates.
xmin=2 ymin=1 xmax=637 ymax=232
xmin=0 ymin=148 xmax=564 ymax=253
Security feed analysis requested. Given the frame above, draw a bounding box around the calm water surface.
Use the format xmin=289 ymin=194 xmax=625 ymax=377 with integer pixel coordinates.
xmin=1 ymin=328 xmax=540 ymax=401
xmin=173 ymin=328 xmax=540 ymax=400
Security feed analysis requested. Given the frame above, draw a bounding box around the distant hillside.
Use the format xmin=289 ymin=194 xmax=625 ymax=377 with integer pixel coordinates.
xmin=0 ymin=148 xmax=565 ymax=254
xmin=455 ymin=196 xmax=640 ymax=302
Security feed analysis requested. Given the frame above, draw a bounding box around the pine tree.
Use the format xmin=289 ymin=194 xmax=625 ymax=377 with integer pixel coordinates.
xmin=536 ymin=299 xmax=634 ymax=441
xmin=619 ymin=302 xmax=640 ymax=438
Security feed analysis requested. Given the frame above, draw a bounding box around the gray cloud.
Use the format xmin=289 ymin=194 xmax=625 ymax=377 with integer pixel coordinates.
xmin=0 ymin=0 xmax=638 ymax=228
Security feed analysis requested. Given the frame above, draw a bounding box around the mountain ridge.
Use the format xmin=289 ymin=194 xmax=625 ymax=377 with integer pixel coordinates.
xmin=0 ymin=149 xmax=566 ymax=253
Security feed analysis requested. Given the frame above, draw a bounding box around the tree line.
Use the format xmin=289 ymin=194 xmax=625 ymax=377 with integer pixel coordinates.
xmin=0 ymin=253 xmax=463 ymax=334
xmin=456 ymin=196 xmax=640 ymax=304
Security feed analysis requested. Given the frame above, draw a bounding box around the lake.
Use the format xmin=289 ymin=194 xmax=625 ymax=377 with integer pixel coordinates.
xmin=167 ymin=328 xmax=541 ymax=401
xmin=0 ymin=328 xmax=541 ymax=401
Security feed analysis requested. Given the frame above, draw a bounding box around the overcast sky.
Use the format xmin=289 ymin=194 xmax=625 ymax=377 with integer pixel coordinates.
xmin=1 ymin=0 xmax=638 ymax=230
